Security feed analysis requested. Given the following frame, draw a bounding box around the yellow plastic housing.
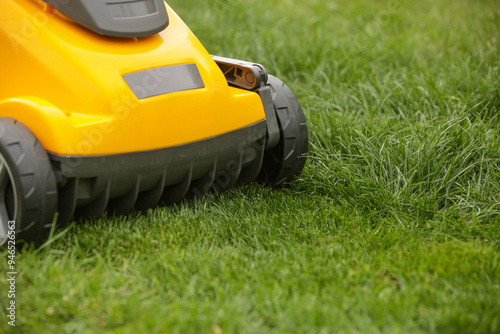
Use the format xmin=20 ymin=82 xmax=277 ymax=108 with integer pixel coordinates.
xmin=0 ymin=0 xmax=266 ymax=155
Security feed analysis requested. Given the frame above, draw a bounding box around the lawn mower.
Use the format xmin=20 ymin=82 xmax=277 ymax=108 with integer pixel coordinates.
xmin=0 ymin=0 xmax=308 ymax=246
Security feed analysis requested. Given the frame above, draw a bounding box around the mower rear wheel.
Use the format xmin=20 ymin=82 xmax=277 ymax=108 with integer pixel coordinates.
xmin=259 ymin=75 xmax=308 ymax=186
xmin=0 ymin=118 xmax=58 ymax=247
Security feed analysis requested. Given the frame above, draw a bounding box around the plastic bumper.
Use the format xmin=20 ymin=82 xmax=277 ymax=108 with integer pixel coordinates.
xmin=50 ymin=120 xmax=266 ymax=225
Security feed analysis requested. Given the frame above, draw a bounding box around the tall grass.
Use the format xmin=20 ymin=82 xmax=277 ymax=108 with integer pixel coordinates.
xmin=1 ymin=0 xmax=499 ymax=333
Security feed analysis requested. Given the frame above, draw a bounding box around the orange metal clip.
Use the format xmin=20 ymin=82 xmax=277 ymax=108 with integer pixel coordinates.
xmin=43 ymin=3 xmax=54 ymax=13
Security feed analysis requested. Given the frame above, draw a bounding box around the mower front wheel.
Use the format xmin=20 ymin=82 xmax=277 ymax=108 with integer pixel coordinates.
xmin=0 ymin=118 xmax=58 ymax=247
xmin=259 ymin=75 xmax=308 ymax=186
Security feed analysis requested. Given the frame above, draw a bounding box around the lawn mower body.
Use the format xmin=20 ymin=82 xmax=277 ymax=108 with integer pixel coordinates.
xmin=0 ymin=0 xmax=308 ymax=245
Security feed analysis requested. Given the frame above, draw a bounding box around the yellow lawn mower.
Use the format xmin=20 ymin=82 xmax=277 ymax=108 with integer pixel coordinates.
xmin=0 ymin=0 xmax=308 ymax=246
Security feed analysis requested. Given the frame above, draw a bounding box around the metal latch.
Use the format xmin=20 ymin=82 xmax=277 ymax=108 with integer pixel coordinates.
xmin=212 ymin=56 xmax=280 ymax=149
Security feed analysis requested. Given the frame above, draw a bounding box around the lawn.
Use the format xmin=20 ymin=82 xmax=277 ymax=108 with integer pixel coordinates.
xmin=1 ymin=0 xmax=500 ymax=333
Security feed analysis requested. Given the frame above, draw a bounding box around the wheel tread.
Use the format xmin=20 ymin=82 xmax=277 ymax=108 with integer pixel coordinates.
xmin=259 ymin=76 xmax=308 ymax=186
xmin=0 ymin=118 xmax=57 ymax=246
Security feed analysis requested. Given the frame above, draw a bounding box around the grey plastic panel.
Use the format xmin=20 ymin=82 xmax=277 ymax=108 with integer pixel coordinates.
xmin=123 ymin=63 xmax=205 ymax=99
xmin=257 ymin=86 xmax=280 ymax=149
xmin=43 ymin=0 xmax=169 ymax=38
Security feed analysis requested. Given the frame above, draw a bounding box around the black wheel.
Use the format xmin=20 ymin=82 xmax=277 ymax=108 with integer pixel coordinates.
xmin=259 ymin=75 xmax=308 ymax=186
xmin=0 ymin=118 xmax=58 ymax=247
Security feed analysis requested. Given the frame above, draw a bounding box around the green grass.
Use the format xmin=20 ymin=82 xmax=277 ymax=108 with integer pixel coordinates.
xmin=1 ymin=0 xmax=500 ymax=333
